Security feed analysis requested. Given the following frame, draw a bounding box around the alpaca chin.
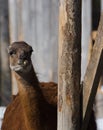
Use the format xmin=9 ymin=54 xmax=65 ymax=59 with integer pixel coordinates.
xmin=10 ymin=64 xmax=32 ymax=73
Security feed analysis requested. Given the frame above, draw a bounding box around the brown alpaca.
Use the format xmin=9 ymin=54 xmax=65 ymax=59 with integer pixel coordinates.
xmin=2 ymin=41 xmax=57 ymax=130
xmin=1 ymin=41 xmax=97 ymax=130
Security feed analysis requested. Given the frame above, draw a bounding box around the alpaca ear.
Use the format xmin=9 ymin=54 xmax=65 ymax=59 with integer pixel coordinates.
xmin=7 ymin=46 xmax=12 ymax=53
xmin=29 ymin=47 xmax=34 ymax=54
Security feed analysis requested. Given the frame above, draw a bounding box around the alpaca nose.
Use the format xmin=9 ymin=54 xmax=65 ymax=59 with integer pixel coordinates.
xmin=18 ymin=52 xmax=27 ymax=65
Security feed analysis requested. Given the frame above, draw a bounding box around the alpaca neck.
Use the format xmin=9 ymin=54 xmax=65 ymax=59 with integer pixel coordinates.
xmin=15 ymin=65 xmax=39 ymax=86
xmin=14 ymin=65 xmax=43 ymax=130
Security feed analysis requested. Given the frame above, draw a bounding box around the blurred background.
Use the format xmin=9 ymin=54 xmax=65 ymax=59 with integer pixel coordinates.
xmin=0 ymin=0 xmax=103 ymax=129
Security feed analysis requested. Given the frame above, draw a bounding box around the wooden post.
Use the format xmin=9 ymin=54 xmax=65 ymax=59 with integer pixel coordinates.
xmin=58 ymin=0 xmax=81 ymax=130
xmin=82 ymin=14 xmax=103 ymax=130
xmin=0 ymin=0 xmax=11 ymax=105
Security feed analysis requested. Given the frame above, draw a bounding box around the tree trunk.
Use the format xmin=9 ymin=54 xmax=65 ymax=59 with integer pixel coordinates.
xmin=58 ymin=0 xmax=81 ymax=130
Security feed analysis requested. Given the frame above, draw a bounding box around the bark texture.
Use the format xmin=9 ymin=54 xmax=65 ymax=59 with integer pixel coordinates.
xmin=58 ymin=0 xmax=81 ymax=130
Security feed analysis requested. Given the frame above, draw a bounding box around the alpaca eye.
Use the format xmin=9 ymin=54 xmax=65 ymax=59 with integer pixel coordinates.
xmin=9 ymin=50 xmax=16 ymax=56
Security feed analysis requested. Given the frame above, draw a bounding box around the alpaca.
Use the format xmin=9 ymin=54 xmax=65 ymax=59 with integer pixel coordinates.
xmin=2 ymin=41 xmax=57 ymax=130
xmin=1 ymin=41 xmax=97 ymax=130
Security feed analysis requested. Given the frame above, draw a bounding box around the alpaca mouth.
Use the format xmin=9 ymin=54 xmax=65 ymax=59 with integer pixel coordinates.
xmin=10 ymin=63 xmax=32 ymax=72
xmin=10 ymin=65 xmax=24 ymax=72
xmin=10 ymin=60 xmax=30 ymax=72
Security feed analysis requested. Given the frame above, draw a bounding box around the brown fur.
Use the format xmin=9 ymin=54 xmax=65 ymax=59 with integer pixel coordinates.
xmin=1 ymin=41 xmax=96 ymax=130
xmin=2 ymin=82 xmax=57 ymax=130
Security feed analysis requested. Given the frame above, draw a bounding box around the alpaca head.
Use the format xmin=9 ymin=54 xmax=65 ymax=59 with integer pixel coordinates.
xmin=8 ymin=41 xmax=33 ymax=73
